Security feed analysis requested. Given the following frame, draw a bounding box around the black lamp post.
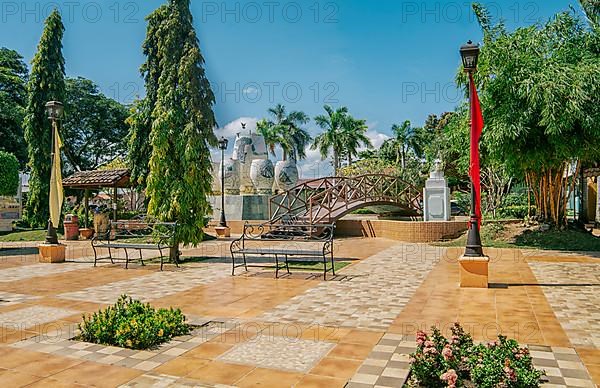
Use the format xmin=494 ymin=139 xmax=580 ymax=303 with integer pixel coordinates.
xmin=218 ymin=137 xmax=229 ymax=227
xmin=44 ymin=100 xmax=64 ymax=245
xmin=460 ymin=41 xmax=484 ymax=257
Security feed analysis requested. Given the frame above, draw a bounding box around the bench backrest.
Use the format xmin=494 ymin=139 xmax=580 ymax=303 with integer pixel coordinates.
xmin=241 ymin=222 xmax=334 ymax=242
xmin=96 ymin=221 xmax=177 ymax=244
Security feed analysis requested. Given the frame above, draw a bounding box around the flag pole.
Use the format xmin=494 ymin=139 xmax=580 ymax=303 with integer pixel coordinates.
xmin=45 ymin=118 xmax=59 ymax=244
xmin=464 ymin=74 xmax=484 ymax=257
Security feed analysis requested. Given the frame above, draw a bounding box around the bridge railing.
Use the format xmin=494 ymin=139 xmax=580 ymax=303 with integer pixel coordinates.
xmin=269 ymin=174 xmax=422 ymax=225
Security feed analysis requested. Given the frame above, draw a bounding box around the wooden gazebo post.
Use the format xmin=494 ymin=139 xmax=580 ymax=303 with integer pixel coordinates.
xmin=84 ymin=189 xmax=89 ymax=228
xmin=113 ymin=185 xmax=118 ymax=221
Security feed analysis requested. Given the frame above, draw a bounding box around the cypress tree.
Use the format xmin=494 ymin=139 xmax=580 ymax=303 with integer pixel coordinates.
xmin=134 ymin=0 xmax=217 ymax=257
xmin=23 ymin=9 xmax=66 ymax=227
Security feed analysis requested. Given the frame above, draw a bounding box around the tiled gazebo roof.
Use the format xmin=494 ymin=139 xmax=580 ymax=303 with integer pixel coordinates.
xmin=62 ymin=169 xmax=130 ymax=189
xmin=584 ymin=166 xmax=600 ymax=178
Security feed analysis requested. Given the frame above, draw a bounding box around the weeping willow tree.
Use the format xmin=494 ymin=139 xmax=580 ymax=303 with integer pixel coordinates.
xmin=461 ymin=2 xmax=600 ymax=225
xmin=130 ymin=0 xmax=217 ymax=258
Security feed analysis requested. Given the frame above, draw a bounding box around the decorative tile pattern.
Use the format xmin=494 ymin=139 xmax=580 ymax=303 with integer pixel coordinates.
xmin=0 ymin=262 xmax=86 ymax=282
xmin=0 ymin=291 xmax=41 ymax=306
xmin=0 ymin=306 xmax=79 ymax=328
xmin=11 ymin=320 xmax=230 ymax=371
xmin=346 ymin=333 xmax=413 ymax=388
xmin=529 ymin=262 xmax=600 ymax=349
xmin=259 ymin=245 xmax=438 ymax=330
xmin=57 ymin=265 xmax=230 ymax=304
xmin=218 ymin=335 xmax=334 ymax=372
xmin=120 ymin=372 xmax=236 ymax=387
xmin=346 ymin=336 xmax=595 ymax=388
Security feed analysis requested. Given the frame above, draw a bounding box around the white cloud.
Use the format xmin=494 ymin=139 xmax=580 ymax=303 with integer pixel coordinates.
xmin=365 ymin=130 xmax=390 ymax=149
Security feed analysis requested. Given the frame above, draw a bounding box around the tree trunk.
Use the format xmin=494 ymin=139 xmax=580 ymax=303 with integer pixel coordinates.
xmin=333 ymin=151 xmax=339 ymax=175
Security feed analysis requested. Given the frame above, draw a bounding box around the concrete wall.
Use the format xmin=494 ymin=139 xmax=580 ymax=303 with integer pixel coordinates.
xmin=205 ymin=219 xmax=468 ymax=243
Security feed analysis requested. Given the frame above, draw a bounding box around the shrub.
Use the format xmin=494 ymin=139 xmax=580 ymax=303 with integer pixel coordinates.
xmin=408 ymin=323 xmax=544 ymax=387
xmin=78 ymin=295 xmax=190 ymax=350
xmin=0 ymin=151 xmax=19 ymax=196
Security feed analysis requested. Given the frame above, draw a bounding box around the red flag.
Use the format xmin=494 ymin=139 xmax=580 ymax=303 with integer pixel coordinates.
xmin=469 ymin=73 xmax=483 ymax=226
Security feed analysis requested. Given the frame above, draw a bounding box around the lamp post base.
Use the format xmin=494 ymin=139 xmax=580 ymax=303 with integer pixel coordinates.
xmin=459 ymin=255 xmax=489 ymax=288
xmin=214 ymin=226 xmax=231 ymax=238
xmin=38 ymin=243 xmax=66 ymax=263
xmin=45 ymin=219 xmax=59 ymax=245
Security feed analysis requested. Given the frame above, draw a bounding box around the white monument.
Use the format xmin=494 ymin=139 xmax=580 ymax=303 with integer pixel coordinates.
xmin=423 ymin=159 xmax=450 ymax=221
xmin=210 ymin=125 xmax=299 ymax=221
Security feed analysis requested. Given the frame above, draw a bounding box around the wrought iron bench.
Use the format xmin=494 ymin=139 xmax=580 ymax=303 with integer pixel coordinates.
xmin=230 ymin=222 xmax=335 ymax=279
xmin=91 ymin=221 xmax=178 ymax=270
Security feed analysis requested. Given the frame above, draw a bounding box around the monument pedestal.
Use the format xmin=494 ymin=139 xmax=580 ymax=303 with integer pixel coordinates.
xmin=209 ymin=195 xmax=271 ymax=221
xmin=459 ymin=256 xmax=489 ymax=288
xmin=214 ymin=226 xmax=231 ymax=238
xmin=423 ymin=160 xmax=450 ymax=222
xmin=38 ymin=243 xmax=66 ymax=263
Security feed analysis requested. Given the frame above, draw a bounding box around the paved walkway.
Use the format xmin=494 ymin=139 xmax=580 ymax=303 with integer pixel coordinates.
xmin=0 ymin=238 xmax=598 ymax=387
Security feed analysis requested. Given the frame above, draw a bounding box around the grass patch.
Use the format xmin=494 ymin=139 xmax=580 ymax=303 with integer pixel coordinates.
xmin=178 ymin=256 xmax=351 ymax=272
xmin=436 ymin=223 xmax=600 ymax=252
xmin=0 ymin=229 xmax=64 ymax=242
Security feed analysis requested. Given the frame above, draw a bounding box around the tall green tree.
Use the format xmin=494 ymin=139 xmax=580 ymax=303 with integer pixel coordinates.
xmin=23 ymin=9 xmax=65 ymax=227
xmin=312 ymin=105 xmax=349 ymax=173
xmin=0 ymin=151 xmax=19 ymax=196
xmin=126 ymin=3 xmax=169 ymax=190
xmin=341 ymin=117 xmax=371 ymax=166
xmin=137 ymin=0 xmax=217 ymax=258
xmin=0 ymin=48 xmax=28 ymax=166
xmin=256 ymin=104 xmax=311 ymax=161
xmin=463 ymin=2 xmax=600 ymax=225
xmin=62 ymin=77 xmax=129 ymax=174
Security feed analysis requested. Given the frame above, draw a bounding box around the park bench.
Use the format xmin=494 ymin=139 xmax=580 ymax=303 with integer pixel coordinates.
xmin=91 ymin=220 xmax=178 ymax=270
xmin=230 ymin=222 xmax=335 ymax=279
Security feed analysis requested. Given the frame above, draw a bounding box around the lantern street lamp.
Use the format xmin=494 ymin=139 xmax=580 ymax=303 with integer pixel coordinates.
xmin=218 ymin=137 xmax=229 ymax=227
xmin=44 ymin=101 xmax=64 ymax=245
xmin=459 ymin=41 xmax=484 ymax=257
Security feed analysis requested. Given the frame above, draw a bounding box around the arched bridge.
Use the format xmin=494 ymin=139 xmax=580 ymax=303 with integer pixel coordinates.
xmin=269 ymin=174 xmax=423 ymax=224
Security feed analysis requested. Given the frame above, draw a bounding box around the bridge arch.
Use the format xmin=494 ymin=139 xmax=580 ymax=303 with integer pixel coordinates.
xmin=269 ymin=174 xmax=423 ymax=224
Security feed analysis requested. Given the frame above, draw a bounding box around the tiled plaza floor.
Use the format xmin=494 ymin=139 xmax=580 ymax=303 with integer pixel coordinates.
xmin=0 ymin=237 xmax=598 ymax=386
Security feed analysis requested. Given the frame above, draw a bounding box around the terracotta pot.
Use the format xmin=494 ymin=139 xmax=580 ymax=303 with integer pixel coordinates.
xmin=79 ymin=228 xmax=94 ymax=240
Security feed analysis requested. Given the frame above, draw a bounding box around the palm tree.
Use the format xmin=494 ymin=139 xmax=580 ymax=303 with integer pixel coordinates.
xmin=257 ymin=104 xmax=311 ymax=161
xmin=391 ymin=120 xmax=420 ymax=169
xmin=312 ymin=105 xmax=349 ymax=173
xmin=341 ymin=117 xmax=372 ymax=166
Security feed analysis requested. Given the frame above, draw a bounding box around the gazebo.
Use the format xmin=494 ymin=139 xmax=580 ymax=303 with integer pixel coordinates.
xmin=62 ymin=169 xmax=131 ymax=227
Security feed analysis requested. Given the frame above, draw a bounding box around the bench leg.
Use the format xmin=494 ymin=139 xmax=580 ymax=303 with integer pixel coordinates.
xmin=231 ymin=253 xmax=236 ymax=276
xmin=243 ymin=253 xmax=248 ymax=272
xmin=159 ymin=247 xmax=164 ymax=271
xmin=275 ymin=254 xmax=279 ymax=278
xmin=92 ymin=245 xmax=98 ymax=267
xmin=323 ymin=254 xmax=327 ymax=280
xmin=331 ymin=251 xmax=335 ymax=277
xmin=285 ymin=255 xmax=290 ymax=274
xmin=124 ymin=249 xmax=129 ymax=269
xmin=139 ymin=250 xmax=145 ymax=266
xmin=108 ymin=247 xmax=114 ymax=264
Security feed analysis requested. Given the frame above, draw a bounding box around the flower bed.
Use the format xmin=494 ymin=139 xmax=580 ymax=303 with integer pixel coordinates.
xmin=407 ymin=323 xmax=545 ymax=387
xmin=78 ymin=295 xmax=191 ymax=350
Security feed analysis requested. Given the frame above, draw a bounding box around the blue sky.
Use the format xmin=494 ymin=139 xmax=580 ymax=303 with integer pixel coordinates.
xmin=1 ymin=0 xmax=581 ymax=177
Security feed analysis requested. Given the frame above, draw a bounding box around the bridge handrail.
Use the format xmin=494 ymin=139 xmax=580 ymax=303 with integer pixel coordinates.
xmin=269 ymin=174 xmax=422 ymax=224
